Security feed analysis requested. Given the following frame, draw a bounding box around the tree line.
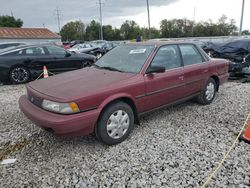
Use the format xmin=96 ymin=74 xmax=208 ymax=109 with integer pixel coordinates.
xmin=60 ymin=15 xmax=250 ymax=41
xmin=0 ymin=15 xmax=250 ymax=41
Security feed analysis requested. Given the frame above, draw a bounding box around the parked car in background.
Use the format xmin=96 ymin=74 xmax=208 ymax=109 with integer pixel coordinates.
xmin=69 ymin=42 xmax=115 ymax=59
xmin=19 ymin=42 xmax=229 ymax=145
xmin=0 ymin=42 xmax=26 ymax=50
xmin=0 ymin=44 xmax=96 ymax=84
xmin=68 ymin=43 xmax=97 ymax=53
xmin=201 ymin=40 xmax=250 ymax=76
xmin=62 ymin=40 xmax=84 ymax=49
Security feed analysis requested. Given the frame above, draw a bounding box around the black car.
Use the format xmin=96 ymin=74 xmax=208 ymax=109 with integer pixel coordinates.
xmin=0 ymin=44 xmax=96 ymax=84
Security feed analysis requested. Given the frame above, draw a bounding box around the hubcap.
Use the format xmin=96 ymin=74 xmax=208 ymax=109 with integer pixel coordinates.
xmin=11 ymin=67 xmax=29 ymax=83
xmin=205 ymin=82 xmax=215 ymax=101
xmin=107 ymin=110 xmax=130 ymax=139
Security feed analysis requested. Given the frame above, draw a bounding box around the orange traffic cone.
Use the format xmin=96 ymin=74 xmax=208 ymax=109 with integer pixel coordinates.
xmin=43 ymin=66 xmax=49 ymax=78
xmin=239 ymin=121 xmax=250 ymax=144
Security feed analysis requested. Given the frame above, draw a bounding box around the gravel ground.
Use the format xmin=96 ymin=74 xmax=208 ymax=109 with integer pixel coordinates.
xmin=0 ymin=82 xmax=250 ymax=188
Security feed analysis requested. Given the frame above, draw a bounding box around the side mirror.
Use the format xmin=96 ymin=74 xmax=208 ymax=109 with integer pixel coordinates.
xmin=146 ymin=66 xmax=165 ymax=74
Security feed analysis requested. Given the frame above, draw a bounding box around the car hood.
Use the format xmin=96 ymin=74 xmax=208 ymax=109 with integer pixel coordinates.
xmin=69 ymin=47 xmax=96 ymax=53
xmin=28 ymin=67 xmax=136 ymax=101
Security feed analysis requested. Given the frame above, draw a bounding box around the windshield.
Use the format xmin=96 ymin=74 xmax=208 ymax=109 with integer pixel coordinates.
xmin=95 ymin=45 xmax=154 ymax=73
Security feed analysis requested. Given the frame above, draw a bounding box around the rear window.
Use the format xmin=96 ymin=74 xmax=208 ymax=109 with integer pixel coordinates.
xmin=179 ymin=45 xmax=204 ymax=66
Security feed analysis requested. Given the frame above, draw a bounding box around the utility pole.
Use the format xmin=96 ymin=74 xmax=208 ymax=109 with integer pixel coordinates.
xmin=146 ymin=0 xmax=151 ymax=39
xmin=191 ymin=7 xmax=196 ymax=37
xmin=56 ymin=7 xmax=61 ymax=33
xmin=98 ymin=0 xmax=103 ymax=40
xmin=239 ymin=0 xmax=245 ymax=36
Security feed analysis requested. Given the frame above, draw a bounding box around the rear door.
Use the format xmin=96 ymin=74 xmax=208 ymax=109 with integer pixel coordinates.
xmin=179 ymin=44 xmax=209 ymax=96
xmin=143 ymin=45 xmax=185 ymax=111
xmin=19 ymin=46 xmax=51 ymax=71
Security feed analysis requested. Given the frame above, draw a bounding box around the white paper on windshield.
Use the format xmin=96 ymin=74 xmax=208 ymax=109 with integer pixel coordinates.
xmin=129 ymin=49 xmax=146 ymax=54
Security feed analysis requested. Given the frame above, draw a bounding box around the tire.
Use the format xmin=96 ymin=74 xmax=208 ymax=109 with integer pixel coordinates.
xmin=9 ymin=66 xmax=31 ymax=84
xmin=96 ymin=101 xmax=134 ymax=145
xmin=197 ymin=78 xmax=217 ymax=105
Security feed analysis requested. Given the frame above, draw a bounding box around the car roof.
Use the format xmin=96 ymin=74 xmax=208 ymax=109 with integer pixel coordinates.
xmin=0 ymin=42 xmax=26 ymax=45
xmin=0 ymin=44 xmax=59 ymax=55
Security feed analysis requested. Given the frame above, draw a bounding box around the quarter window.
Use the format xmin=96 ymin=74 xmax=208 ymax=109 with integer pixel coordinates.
xmin=179 ymin=45 xmax=203 ymax=66
xmin=150 ymin=45 xmax=182 ymax=70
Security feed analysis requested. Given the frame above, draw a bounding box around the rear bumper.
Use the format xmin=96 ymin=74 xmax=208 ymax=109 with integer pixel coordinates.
xmin=219 ymin=73 xmax=229 ymax=85
xmin=19 ymin=95 xmax=100 ymax=136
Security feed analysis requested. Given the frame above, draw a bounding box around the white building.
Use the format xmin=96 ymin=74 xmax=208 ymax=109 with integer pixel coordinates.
xmin=0 ymin=27 xmax=61 ymax=44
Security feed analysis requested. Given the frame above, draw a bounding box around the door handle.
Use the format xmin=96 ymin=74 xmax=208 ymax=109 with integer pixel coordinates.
xmin=178 ymin=76 xmax=184 ymax=80
xmin=204 ymin=69 xmax=208 ymax=73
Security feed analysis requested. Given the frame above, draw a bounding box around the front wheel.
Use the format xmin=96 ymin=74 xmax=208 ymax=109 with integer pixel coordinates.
xmin=197 ymin=78 xmax=217 ymax=105
xmin=95 ymin=102 xmax=134 ymax=145
xmin=9 ymin=66 xmax=31 ymax=84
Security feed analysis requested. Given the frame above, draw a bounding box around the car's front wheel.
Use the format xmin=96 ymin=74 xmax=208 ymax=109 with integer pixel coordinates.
xmin=96 ymin=101 xmax=134 ymax=145
xmin=9 ymin=66 xmax=31 ymax=84
xmin=197 ymin=78 xmax=217 ymax=105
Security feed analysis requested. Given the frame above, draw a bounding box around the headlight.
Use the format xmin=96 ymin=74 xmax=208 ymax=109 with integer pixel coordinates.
xmin=42 ymin=100 xmax=80 ymax=114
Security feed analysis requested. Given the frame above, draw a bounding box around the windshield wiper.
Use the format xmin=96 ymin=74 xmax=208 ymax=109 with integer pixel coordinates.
xmin=101 ymin=66 xmax=124 ymax=72
xmin=93 ymin=64 xmax=124 ymax=72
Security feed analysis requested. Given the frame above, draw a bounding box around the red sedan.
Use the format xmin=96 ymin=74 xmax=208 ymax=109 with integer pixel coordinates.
xmin=19 ymin=42 xmax=229 ymax=145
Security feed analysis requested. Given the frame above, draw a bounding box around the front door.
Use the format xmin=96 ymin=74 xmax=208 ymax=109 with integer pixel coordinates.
xmin=144 ymin=45 xmax=185 ymax=111
xmin=46 ymin=45 xmax=82 ymax=73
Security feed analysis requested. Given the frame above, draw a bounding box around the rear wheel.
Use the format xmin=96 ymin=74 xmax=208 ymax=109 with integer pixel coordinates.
xmin=96 ymin=102 xmax=134 ymax=145
xmin=197 ymin=78 xmax=217 ymax=105
xmin=9 ymin=66 xmax=30 ymax=84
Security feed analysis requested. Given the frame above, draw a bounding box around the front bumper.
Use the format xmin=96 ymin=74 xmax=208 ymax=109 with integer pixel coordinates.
xmin=19 ymin=95 xmax=100 ymax=136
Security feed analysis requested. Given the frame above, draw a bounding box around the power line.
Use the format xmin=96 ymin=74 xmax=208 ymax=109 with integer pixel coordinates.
xmin=239 ymin=0 xmax=245 ymax=35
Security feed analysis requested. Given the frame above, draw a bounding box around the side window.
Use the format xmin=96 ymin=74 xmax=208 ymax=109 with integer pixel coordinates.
xmin=179 ymin=45 xmax=203 ymax=66
xmin=23 ymin=47 xmax=45 ymax=55
xmin=151 ymin=45 xmax=182 ymax=70
xmin=47 ymin=46 xmax=66 ymax=55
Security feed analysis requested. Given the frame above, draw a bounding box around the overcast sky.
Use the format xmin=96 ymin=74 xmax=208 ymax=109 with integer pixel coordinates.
xmin=1 ymin=0 xmax=249 ymax=33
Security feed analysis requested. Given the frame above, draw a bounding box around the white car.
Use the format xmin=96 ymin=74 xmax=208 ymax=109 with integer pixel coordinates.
xmin=68 ymin=43 xmax=95 ymax=54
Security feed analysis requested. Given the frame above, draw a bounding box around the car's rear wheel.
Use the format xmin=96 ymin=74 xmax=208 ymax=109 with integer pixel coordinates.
xmin=197 ymin=78 xmax=216 ymax=105
xmin=9 ymin=66 xmax=30 ymax=84
xmin=96 ymin=101 xmax=134 ymax=145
